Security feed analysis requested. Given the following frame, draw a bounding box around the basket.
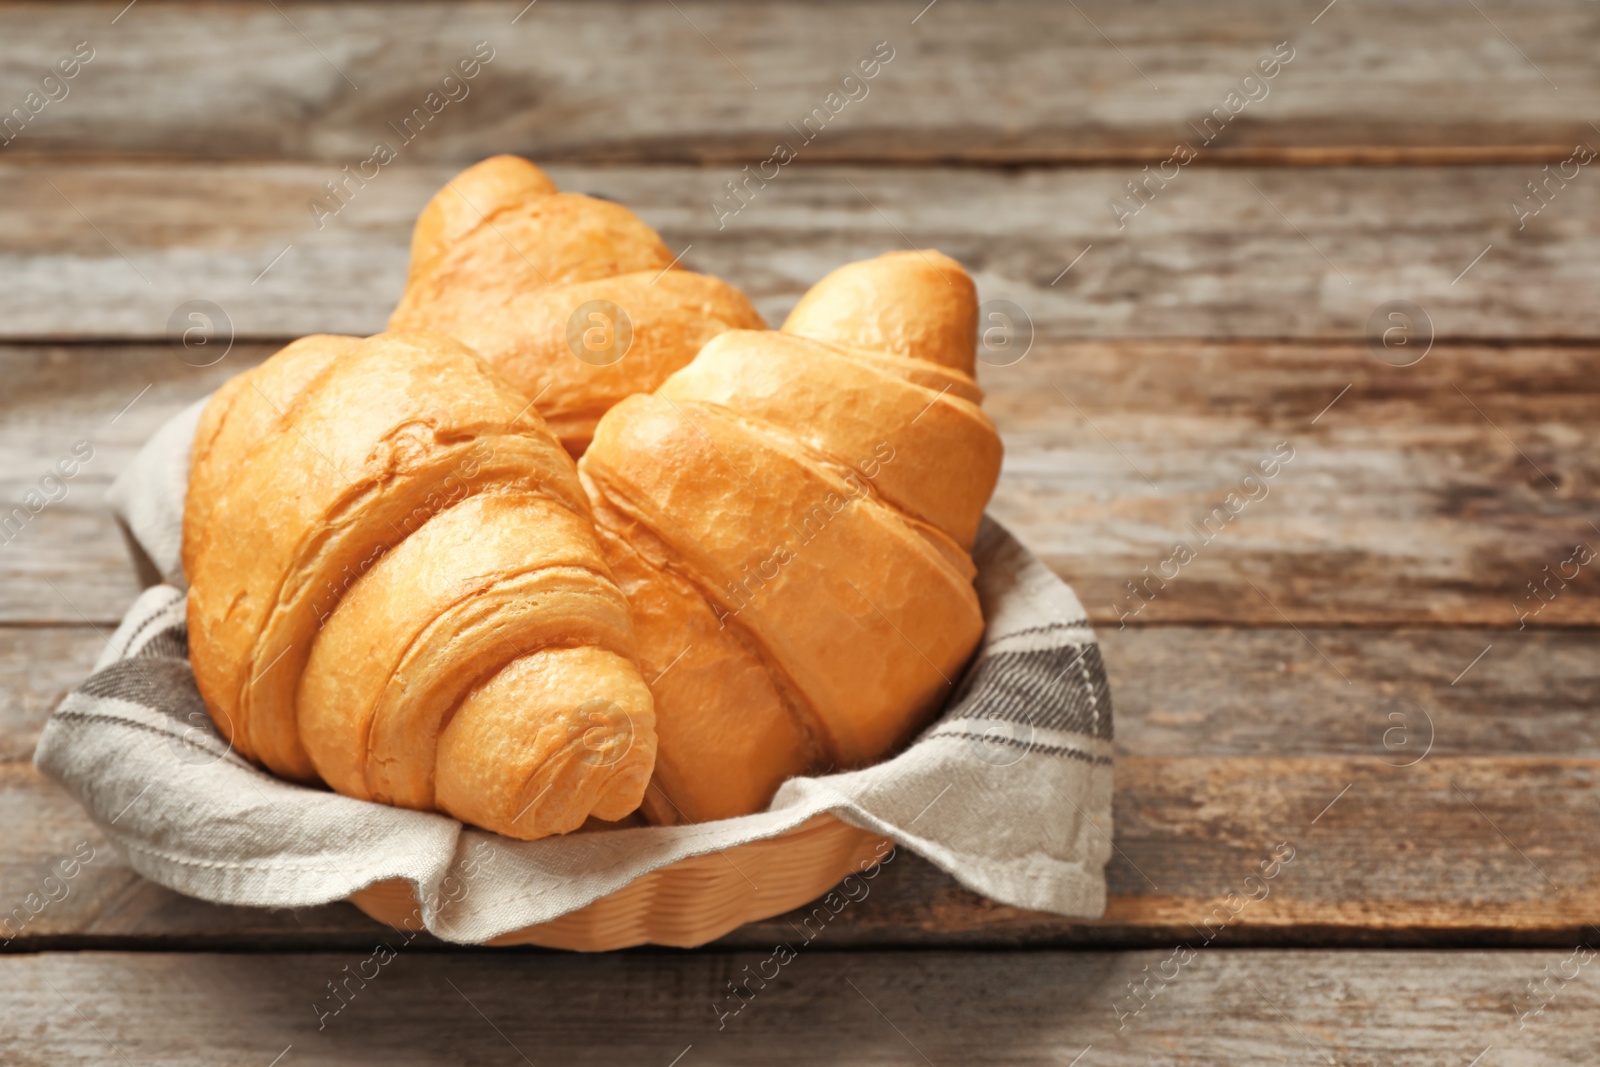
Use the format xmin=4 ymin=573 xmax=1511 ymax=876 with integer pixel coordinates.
xmin=346 ymin=814 xmax=891 ymax=950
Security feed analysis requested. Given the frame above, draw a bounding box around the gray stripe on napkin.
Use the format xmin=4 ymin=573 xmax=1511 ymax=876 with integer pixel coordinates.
xmin=948 ymin=642 xmax=1114 ymax=742
xmin=32 ymin=405 xmax=1114 ymax=943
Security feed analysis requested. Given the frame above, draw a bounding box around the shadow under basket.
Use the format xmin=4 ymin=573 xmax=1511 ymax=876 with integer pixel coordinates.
xmin=347 ymin=814 xmax=892 ymax=951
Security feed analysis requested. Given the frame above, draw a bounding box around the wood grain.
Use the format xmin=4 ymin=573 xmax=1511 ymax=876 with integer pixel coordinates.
xmin=4 ymin=949 xmax=1595 ymax=1064
xmin=0 ymin=2 xmax=1588 ymax=1053
xmin=9 ymin=625 xmax=1598 ymax=770
xmin=0 ymin=1 xmax=1592 ymax=165
xmin=990 ymin=339 xmax=1600 ymax=628
xmin=4 ymin=624 xmax=1596 ymax=949
xmin=1104 ymin=626 xmax=1600 ymax=759
xmin=0 ymin=163 xmax=1595 ymax=341
xmin=0 ymin=627 xmax=107 ymax=764
xmin=5 ymin=340 xmax=1594 ymax=628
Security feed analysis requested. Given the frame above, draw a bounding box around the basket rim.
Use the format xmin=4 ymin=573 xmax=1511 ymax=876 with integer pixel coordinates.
xmin=347 ymin=812 xmax=893 ymax=951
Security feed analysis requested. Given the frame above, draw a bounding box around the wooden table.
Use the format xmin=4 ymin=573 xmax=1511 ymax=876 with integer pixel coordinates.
xmin=3 ymin=2 xmax=1597 ymax=1063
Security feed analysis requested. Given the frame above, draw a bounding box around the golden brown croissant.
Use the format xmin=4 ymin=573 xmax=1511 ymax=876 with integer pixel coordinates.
xmin=186 ymin=172 xmax=999 ymax=837
xmin=580 ymin=249 xmax=1003 ymax=823
xmin=183 ymin=332 xmax=656 ymax=840
xmin=388 ymin=155 xmax=767 ymax=455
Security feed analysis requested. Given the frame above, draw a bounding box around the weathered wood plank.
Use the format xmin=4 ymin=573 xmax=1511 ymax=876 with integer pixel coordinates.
xmin=6 ymin=340 xmax=1595 ymax=627
xmin=3 ymin=949 xmax=1593 ymax=1064
xmin=990 ymin=339 xmax=1600 ymax=628
xmin=0 ymin=342 xmax=248 ymax=624
xmin=1104 ymin=627 xmax=1600 ymax=759
xmin=0 ymin=1 xmax=1592 ymax=165
xmin=17 ymin=625 xmax=1594 ymax=768
xmin=0 ymin=627 xmax=106 ymax=764
xmin=8 ymin=748 xmax=1600 ymax=948
xmin=0 ymin=163 xmax=1594 ymax=340
xmin=4 ymin=623 xmax=1594 ymax=949
xmin=9 ymin=623 xmax=1598 ymax=763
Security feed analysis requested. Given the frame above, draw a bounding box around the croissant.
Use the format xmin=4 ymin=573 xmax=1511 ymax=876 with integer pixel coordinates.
xmin=388 ymin=155 xmax=767 ymax=455
xmin=185 ymin=176 xmax=999 ymax=836
xmin=182 ymin=331 xmax=656 ymax=840
xmin=580 ymin=249 xmax=1004 ymax=823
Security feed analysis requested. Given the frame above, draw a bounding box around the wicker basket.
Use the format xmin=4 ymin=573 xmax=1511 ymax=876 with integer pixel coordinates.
xmin=347 ymin=814 xmax=891 ymax=951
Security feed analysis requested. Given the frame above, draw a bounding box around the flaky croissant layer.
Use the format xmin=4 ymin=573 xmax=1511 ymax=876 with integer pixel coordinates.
xmin=183 ymin=156 xmax=1002 ymax=838
xmin=581 ymin=249 xmax=1002 ymax=823
xmin=184 ymin=332 xmax=655 ymax=839
xmin=389 ymin=155 xmax=767 ymax=456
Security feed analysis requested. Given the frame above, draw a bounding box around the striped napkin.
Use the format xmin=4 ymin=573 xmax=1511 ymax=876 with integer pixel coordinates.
xmin=33 ymin=399 xmax=1113 ymax=944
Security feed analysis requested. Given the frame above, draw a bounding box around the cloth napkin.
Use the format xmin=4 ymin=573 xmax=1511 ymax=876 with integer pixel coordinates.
xmin=34 ymin=399 xmax=1113 ymax=945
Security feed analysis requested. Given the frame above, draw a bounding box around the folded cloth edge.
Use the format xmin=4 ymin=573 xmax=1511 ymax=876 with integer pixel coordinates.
xmin=33 ymin=394 xmax=1113 ymax=944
